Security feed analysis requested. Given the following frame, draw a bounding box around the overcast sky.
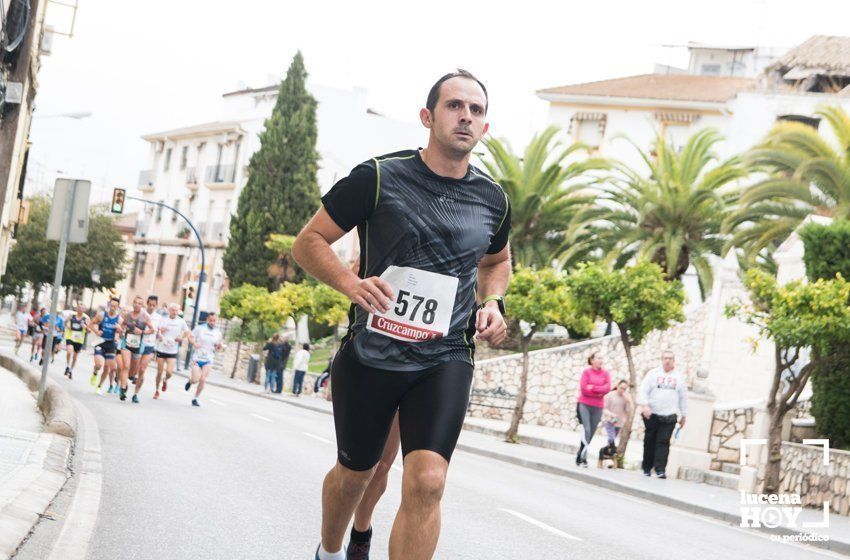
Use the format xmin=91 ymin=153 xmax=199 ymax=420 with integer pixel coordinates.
xmin=25 ymin=0 xmax=850 ymax=202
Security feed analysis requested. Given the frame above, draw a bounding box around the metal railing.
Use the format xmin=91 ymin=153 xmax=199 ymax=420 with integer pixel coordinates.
xmin=205 ymin=164 xmax=236 ymax=184
xmin=138 ymin=169 xmax=155 ymax=187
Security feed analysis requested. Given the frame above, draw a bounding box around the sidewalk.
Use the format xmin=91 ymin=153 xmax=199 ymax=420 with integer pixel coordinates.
xmin=0 ymin=367 xmax=72 ymax=560
xmin=188 ymin=367 xmax=850 ymax=554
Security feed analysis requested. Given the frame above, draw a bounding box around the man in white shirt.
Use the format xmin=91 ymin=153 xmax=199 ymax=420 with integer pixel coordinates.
xmin=154 ymin=303 xmax=191 ymax=399
xmin=637 ymin=350 xmax=688 ymax=478
xmin=14 ymin=305 xmax=29 ymax=354
xmin=184 ymin=312 xmax=223 ymax=407
xmin=292 ymin=343 xmax=311 ymax=397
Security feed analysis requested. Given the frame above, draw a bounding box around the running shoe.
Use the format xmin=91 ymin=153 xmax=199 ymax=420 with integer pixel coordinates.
xmin=90 ymin=374 xmax=98 ymax=387
xmin=128 ymin=376 xmax=136 ymax=383
xmin=656 ymin=472 xmax=667 ymax=479
xmin=162 ymin=380 xmax=168 ymax=392
xmin=191 ymin=399 xmax=200 ymax=407
xmin=107 ymin=385 xmax=114 ymax=394
xmin=153 ymin=391 xmax=160 ymax=399
xmin=643 ymin=471 xmax=651 ymax=477
xmin=184 ymin=381 xmax=191 ymax=392
xmin=68 ymin=370 xmax=73 ymax=380
xmin=96 ymin=387 xmax=103 ymax=395
xmin=64 ymin=367 xmax=70 ymax=377
xmin=120 ymin=388 xmax=127 ymax=401
xmin=131 ymin=395 xmax=139 ymax=404
xmin=347 ymin=541 xmax=370 ymax=560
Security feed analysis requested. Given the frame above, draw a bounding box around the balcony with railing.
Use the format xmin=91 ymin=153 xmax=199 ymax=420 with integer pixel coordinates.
xmin=205 ymin=165 xmax=237 ymax=189
xmin=185 ymin=167 xmax=199 ymax=191
xmin=138 ymin=170 xmax=155 ymax=193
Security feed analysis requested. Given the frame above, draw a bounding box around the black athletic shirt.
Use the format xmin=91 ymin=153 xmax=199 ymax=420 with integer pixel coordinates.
xmin=321 ymin=149 xmax=511 ymax=371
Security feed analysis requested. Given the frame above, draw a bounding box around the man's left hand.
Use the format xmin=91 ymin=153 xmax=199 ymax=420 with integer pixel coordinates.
xmin=475 ymin=303 xmax=507 ymax=346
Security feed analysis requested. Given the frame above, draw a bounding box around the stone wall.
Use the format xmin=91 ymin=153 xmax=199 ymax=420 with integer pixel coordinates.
xmin=708 ymin=403 xmax=758 ymax=470
xmin=469 ymin=304 xmax=707 ymax=436
xmin=779 ymin=442 xmax=850 ymax=516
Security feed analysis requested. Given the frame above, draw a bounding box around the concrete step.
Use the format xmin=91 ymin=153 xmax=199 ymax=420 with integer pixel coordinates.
xmin=678 ymin=466 xmax=739 ymax=490
xmin=720 ymin=463 xmax=741 ymax=476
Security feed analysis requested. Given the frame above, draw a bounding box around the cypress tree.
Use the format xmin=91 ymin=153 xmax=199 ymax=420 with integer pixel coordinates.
xmin=224 ymin=51 xmax=320 ymax=289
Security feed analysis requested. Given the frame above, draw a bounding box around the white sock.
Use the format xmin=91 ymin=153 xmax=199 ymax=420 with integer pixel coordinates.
xmin=317 ymin=544 xmax=346 ymax=560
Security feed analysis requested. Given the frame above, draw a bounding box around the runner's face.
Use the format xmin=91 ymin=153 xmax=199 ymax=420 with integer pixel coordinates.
xmin=207 ymin=316 xmax=216 ymax=328
xmin=146 ymin=300 xmax=157 ymax=313
xmin=168 ymin=307 xmax=177 ymax=318
xmin=109 ymin=301 xmax=119 ymax=313
xmin=423 ymin=77 xmax=488 ymax=156
xmin=133 ymin=298 xmax=143 ymax=313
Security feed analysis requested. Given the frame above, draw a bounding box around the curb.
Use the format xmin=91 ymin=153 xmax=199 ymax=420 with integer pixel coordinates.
xmin=0 ymin=352 xmax=78 ymax=439
xmin=193 ymin=367 xmax=850 ymax=556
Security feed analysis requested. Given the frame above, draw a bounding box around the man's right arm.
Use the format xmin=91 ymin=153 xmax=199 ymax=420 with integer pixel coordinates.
xmin=292 ymin=207 xmax=394 ymax=314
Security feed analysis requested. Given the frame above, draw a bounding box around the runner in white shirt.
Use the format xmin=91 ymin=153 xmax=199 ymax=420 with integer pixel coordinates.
xmin=132 ymin=295 xmax=162 ymax=401
xmin=184 ymin=312 xmax=223 ymax=407
xmin=154 ymin=303 xmax=190 ymax=399
xmin=14 ymin=305 xmax=29 ymax=355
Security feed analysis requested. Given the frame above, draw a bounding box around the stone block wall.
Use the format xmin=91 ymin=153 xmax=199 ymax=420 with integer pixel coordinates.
xmin=779 ymin=442 xmax=850 ymax=516
xmin=708 ymin=404 xmax=757 ymax=470
xmin=469 ymin=305 xmax=707 ymax=437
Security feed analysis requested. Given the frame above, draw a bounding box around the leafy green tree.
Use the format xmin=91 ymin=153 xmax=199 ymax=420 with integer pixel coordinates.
xmin=595 ymin=129 xmax=744 ymax=298
xmin=480 ymin=127 xmax=609 ymax=269
xmin=503 ymin=267 xmax=593 ymax=442
xmin=310 ymin=283 xmax=349 ymax=352
xmin=568 ymin=261 xmax=685 ymax=457
xmin=726 ymin=269 xmax=850 ymax=491
xmin=730 ymin=106 xmax=850 ymax=264
xmin=220 ymin=284 xmax=269 ymax=378
xmin=1 ymin=197 xmax=126 ymax=304
xmin=224 ymin=51 xmax=320 ymax=289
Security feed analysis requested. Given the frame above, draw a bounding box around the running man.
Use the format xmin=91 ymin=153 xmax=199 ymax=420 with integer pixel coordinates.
xmin=184 ymin=312 xmax=223 ymax=407
xmin=39 ymin=310 xmax=64 ymax=366
xmin=14 ymin=305 xmax=29 ymax=355
xmin=89 ymin=297 xmax=123 ymax=395
xmin=132 ymin=295 xmax=161 ymax=401
xmin=154 ymin=303 xmax=190 ymax=399
xmin=64 ymin=304 xmax=89 ymax=379
xmin=29 ymin=308 xmax=45 ymax=363
xmin=292 ymin=69 xmax=511 ymax=560
xmin=119 ymin=296 xmax=154 ymax=403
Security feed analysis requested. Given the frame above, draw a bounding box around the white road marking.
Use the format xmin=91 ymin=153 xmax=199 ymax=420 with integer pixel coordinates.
xmin=303 ymin=432 xmax=332 ymax=444
xmin=498 ymin=508 xmax=582 ymax=541
xmin=209 ymin=399 xmax=226 ymax=406
xmin=250 ymin=413 xmax=273 ymax=423
xmin=47 ymin=400 xmax=103 ymax=560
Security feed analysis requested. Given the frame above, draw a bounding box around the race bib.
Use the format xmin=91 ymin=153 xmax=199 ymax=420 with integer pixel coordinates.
xmin=366 ymin=266 xmax=458 ymax=342
xmin=69 ymin=330 xmax=85 ymax=343
xmin=126 ymin=333 xmax=142 ymax=347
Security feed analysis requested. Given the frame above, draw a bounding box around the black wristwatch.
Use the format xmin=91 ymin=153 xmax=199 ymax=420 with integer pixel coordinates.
xmin=479 ymin=295 xmax=506 ymax=316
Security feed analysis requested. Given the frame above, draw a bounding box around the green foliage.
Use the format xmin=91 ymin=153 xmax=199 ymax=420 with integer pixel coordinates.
xmin=310 ymin=283 xmax=349 ymax=328
xmin=727 ymin=269 xmax=850 ymax=356
xmin=799 ymin=220 xmax=850 ymax=281
xmin=504 ymin=266 xmax=593 ymax=337
xmin=811 ymin=353 xmax=850 ymax=450
xmin=594 ymin=129 xmax=744 ymax=297
xmin=730 ymin=105 xmax=850 ymax=264
xmin=567 ymin=261 xmax=685 ymax=346
xmin=219 ymin=284 xmax=268 ymax=321
xmin=1 ymin=197 xmax=126 ymax=296
xmin=223 ymin=51 xmax=320 ymax=289
xmin=480 ymin=127 xmax=609 ymax=269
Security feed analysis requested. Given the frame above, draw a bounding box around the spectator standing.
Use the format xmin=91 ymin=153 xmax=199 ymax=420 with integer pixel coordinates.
xmin=275 ymin=335 xmax=292 ymax=394
xmin=637 ymin=350 xmax=688 ymax=478
xmin=576 ymin=352 xmax=611 ymax=467
xmin=263 ymin=333 xmax=286 ymax=393
xmin=292 ymin=343 xmax=311 ymax=397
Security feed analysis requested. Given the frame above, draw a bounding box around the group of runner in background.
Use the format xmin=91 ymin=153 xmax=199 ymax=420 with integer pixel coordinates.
xmin=13 ymin=294 xmax=222 ymax=407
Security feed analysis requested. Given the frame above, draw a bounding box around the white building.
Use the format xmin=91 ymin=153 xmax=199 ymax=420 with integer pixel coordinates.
xmin=128 ymin=83 xmax=426 ymax=313
xmin=537 ymin=35 xmax=850 ymax=404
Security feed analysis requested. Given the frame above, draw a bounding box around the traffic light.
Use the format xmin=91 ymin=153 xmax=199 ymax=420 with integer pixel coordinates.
xmin=111 ymin=188 xmax=126 ymax=214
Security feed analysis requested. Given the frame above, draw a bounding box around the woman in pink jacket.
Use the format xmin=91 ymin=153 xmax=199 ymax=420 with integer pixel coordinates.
xmin=576 ymin=352 xmax=611 ymax=467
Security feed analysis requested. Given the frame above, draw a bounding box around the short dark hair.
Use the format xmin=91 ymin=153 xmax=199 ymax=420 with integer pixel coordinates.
xmin=147 ymin=295 xmax=158 ymax=302
xmin=426 ymin=69 xmax=488 ymax=114
xmin=587 ymin=352 xmax=599 ymax=366
xmin=109 ymin=297 xmax=120 ymax=303
xmin=302 ymin=343 xmax=310 ymax=351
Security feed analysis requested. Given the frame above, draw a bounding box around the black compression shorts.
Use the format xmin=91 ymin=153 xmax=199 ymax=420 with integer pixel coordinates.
xmin=156 ymin=351 xmax=177 ymax=360
xmin=331 ymin=342 xmax=473 ymax=471
xmin=68 ymin=341 xmax=83 ymax=353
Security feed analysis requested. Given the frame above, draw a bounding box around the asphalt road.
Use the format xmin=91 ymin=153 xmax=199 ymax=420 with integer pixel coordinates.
xmin=8 ymin=338 xmax=842 ymax=560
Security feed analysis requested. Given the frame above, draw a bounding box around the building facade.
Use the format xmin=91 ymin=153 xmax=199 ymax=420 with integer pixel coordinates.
xmin=129 ymin=82 xmax=426 ymax=312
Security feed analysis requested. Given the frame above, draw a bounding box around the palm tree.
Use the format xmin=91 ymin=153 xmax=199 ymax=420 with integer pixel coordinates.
xmin=594 ymin=128 xmax=745 ymax=298
xmin=728 ymin=106 xmax=850 ymax=263
xmin=479 ymin=126 xmax=609 ymax=269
